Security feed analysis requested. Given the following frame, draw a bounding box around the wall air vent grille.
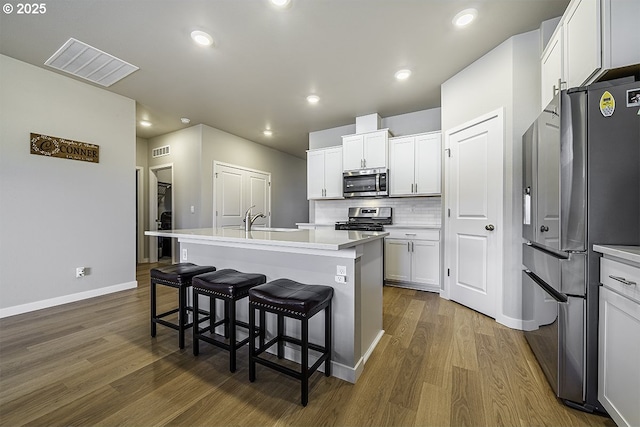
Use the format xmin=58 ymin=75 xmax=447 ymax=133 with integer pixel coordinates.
xmin=152 ymin=145 xmax=170 ymax=158
xmin=44 ymin=38 xmax=139 ymax=87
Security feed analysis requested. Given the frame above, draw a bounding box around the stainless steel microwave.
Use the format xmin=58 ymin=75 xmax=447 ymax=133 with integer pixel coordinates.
xmin=343 ymin=168 xmax=388 ymax=198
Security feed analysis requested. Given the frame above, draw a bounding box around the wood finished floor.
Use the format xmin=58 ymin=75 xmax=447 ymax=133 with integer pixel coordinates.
xmin=0 ymin=264 xmax=615 ymax=427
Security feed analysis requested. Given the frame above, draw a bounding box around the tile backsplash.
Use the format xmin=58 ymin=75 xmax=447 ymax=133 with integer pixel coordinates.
xmin=311 ymin=197 xmax=442 ymax=226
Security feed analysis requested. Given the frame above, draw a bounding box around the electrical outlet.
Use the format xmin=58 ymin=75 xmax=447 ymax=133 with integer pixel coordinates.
xmin=335 ymin=275 xmax=346 ymax=284
xmin=336 ymin=265 xmax=347 ymax=276
xmin=76 ymin=267 xmax=85 ymax=278
xmin=182 ymin=248 xmax=188 ymax=261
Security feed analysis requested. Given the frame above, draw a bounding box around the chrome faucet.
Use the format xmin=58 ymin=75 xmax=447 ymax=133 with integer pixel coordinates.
xmin=243 ymin=205 xmax=266 ymax=231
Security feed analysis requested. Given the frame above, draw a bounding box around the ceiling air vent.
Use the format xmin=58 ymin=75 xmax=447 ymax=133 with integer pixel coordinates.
xmin=44 ymin=38 xmax=139 ymax=87
xmin=152 ymin=145 xmax=170 ymax=158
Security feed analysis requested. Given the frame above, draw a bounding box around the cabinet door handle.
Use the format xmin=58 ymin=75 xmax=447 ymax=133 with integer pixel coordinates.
xmin=411 ymin=241 xmax=414 ymax=252
xmin=609 ymin=275 xmax=637 ymax=286
xmin=407 ymin=242 xmax=411 ymax=252
xmin=411 ymin=183 xmax=414 ymax=193
xmin=414 ymin=183 xmax=417 ymax=193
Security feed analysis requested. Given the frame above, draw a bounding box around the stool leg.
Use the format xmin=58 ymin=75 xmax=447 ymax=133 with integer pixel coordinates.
xmin=277 ymin=314 xmax=284 ymax=359
xmin=178 ymin=285 xmax=187 ymax=349
xmin=249 ymin=304 xmax=256 ymax=382
xmin=325 ymin=303 xmax=332 ymax=377
xmin=150 ymin=280 xmax=157 ymax=337
xmin=259 ymin=309 xmax=266 ymax=347
xmin=224 ymin=299 xmax=230 ymax=339
xmin=301 ymin=317 xmax=309 ymax=407
xmin=209 ymin=296 xmax=215 ymax=334
xmin=228 ymin=298 xmax=237 ymax=372
xmin=193 ymin=289 xmax=200 ymax=356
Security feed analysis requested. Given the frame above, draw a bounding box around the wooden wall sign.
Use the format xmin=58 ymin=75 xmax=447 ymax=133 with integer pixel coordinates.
xmin=30 ymin=133 xmax=100 ymax=163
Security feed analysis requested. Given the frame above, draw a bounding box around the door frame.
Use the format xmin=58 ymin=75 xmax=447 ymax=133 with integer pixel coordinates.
xmin=442 ymin=108 xmax=504 ymax=318
xmin=136 ymin=167 xmax=147 ymax=263
xmin=149 ymin=163 xmax=174 ymax=263
xmin=212 ymin=161 xmax=271 ymax=228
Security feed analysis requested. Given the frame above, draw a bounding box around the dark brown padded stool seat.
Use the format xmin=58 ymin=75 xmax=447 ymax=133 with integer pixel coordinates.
xmin=192 ymin=269 xmax=267 ymax=372
xmin=150 ymin=263 xmax=216 ymax=349
xmin=248 ymin=278 xmax=333 ymax=406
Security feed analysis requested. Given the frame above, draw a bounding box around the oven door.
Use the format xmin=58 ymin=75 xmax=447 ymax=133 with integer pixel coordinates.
xmin=522 ymin=269 xmax=585 ymax=404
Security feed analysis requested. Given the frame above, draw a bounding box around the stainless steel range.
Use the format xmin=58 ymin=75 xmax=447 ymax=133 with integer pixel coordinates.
xmin=335 ymin=207 xmax=392 ymax=231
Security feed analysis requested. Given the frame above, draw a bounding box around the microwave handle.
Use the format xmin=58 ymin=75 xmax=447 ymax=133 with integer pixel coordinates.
xmin=375 ymin=174 xmax=380 ymax=192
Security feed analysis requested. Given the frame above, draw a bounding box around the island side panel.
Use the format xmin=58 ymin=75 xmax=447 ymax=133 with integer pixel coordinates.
xmin=181 ymin=240 xmax=364 ymax=382
xmin=358 ymin=238 xmax=384 ymax=363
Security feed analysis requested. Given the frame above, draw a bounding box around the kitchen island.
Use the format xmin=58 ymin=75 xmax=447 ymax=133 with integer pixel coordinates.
xmin=145 ymin=227 xmax=388 ymax=383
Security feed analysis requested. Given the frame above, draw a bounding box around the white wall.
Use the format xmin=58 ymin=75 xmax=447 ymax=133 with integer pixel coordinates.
xmin=441 ymin=30 xmax=541 ymax=327
xmin=0 ymin=55 xmax=137 ymax=317
xmin=145 ymin=124 xmax=308 ymax=230
xmin=200 ymin=125 xmax=308 ymax=228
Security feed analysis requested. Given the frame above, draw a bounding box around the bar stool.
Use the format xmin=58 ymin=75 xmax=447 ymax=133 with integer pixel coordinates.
xmin=150 ymin=263 xmax=216 ymax=349
xmin=192 ymin=269 xmax=267 ymax=372
xmin=248 ymin=278 xmax=334 ymax=406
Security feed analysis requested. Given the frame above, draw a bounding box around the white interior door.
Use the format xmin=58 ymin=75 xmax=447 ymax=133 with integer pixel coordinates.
xmin=215 ymin=164 xmax=244 ymax=228
xmin=214 ymin=162 xmax=270 ymax=228
xmin=445 ymin=111 xmax=503 ymax=318
xmin=246 ymin=170 xmax=269 ymax=228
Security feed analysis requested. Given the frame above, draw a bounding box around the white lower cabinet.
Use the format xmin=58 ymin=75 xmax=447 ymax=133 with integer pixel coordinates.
xmin=385 ymin=228 xmax=440 ymax=292
xmin=598 ymin=254 xmax=640 ymax=427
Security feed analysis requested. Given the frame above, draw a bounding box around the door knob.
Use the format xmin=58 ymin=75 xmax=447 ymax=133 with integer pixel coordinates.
xmin=485 ymin=224 xmax=495 ymax=231
xmin=540 ymin=225 xmax=549 ymax=232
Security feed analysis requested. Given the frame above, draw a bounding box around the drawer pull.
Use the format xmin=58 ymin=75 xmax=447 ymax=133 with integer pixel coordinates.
xmin=405 ymin=233 xmax=417 ymax=236
xmin=609 ymin=275 xmax=637 ymax=286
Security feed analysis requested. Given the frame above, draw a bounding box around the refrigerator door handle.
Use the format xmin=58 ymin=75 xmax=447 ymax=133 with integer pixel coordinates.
xmin=524 ymin=269 xmax=569 ymax=304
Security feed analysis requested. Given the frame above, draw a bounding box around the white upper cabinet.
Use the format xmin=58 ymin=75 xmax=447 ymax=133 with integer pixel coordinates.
xmin=541 ymin=27 xmax=563 ymax=108
xmin=389 ymin=132 xmax=441 ymax=197
xmin=540 ymin=0 xmax=640 ymax=110
xmin=342 ymin=129 xmax=389 ymax=171
xmin=307 ymin=146 xmax=343 ymax=200
xmin=563 ymin=0 xmax=601 ymax=89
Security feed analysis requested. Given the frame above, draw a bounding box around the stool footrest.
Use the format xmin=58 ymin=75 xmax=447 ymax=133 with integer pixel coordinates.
xmin=253 ymin=356 xmax=302 ymax=380
xmin=155 ymin=318 xmax=194 ymax=331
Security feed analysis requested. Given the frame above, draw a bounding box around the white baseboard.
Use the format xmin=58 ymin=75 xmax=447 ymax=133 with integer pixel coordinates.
xmin=0 ymin=281 xmax=138 ymax=319
xmin=496 ymin=313 xmax=535 ymax=331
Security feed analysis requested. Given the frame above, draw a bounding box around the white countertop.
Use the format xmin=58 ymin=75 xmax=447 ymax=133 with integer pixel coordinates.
xmin=296 ymin=223 xmax=440 ymax=230
xmin=593 ymin=245 xmax=640 ymax=264
xmin=146 ymin=227 xmax=388 ymax=251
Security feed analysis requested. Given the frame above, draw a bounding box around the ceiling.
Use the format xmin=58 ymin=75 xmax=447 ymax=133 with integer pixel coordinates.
xmin=0 ymin=0 xmax=569 ymax=158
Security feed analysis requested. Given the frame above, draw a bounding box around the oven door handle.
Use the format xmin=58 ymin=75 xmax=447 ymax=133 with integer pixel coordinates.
xmin=524 ymin=270 xmax=568 ymax=304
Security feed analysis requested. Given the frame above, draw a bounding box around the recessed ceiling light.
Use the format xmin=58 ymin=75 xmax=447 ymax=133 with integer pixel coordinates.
xmin=453 ymin=9 xmax=477 ymax=27
xmin=307 ymin=95 xmax=320 ymax=104
xmin=139 ymin=120 xmax=152 ymax=127
xmin=394 ymin=69 xmax=412 ymax=80
xmin=190 ymin=30 xmax=214 ymax=47
xmin=263 ymin=129 xmax=273 ymax=137
xmin=181 ymin=117 xmax=191 ymax=124
xmin=270 ymin=0 xmax=291 ymax=8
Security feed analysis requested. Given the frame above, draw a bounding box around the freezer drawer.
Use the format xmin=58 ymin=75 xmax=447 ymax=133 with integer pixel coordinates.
xmin=523 ymin=270 xmax=585 ymax=404
xmin=523 ymin=243 xmax=586 ymax=296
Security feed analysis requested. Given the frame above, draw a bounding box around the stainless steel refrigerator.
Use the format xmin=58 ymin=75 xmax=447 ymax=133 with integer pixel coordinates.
xmin=521 ymin=77 xmax=640 ymax=412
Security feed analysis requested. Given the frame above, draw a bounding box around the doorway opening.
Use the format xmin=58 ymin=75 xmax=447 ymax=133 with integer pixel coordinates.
xmin=149 ymin=164 xmax=174 ymax=264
